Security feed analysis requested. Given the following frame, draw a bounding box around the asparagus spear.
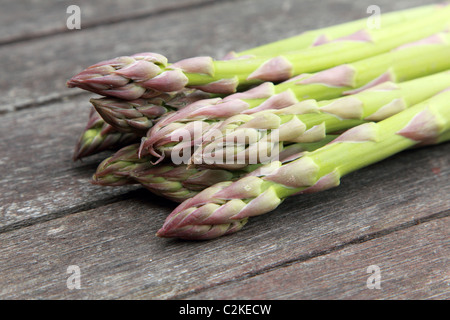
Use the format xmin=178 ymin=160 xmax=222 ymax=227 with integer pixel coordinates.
xmin=92 ymin=137 xmax=337 ymax=202
xmin=73 ymin=108 xmax=139 ymax=161
xmin=67 ymin=6 xmax=450 ymax=98
xmin=156 ymin=89 xmax=450 ymax=240
xmin=91 ymin=89 xmax=212 ymax=134
xmin=141 ymin=33 xmax=450 ymax=159
xmin=70 ymin=4 xmax=441 ymax=141
xmin=78 ymin=90 xmax=214 ymax=160
xmin=91 ymin=143 xmax=152 ymax=186
xmin=192 ymin=71 xmax=450 ymax=168
xmin=235 ymin=4 xmax=440 ymax=57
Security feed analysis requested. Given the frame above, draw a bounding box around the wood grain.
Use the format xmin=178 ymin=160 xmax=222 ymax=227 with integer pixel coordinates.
xmin=0 ymin=96 xmax=141 ymax=230
xmin=186 ymin=217 xmax=450 ymax=300
xmin=0 ymin=0 xmax=220 ymax=45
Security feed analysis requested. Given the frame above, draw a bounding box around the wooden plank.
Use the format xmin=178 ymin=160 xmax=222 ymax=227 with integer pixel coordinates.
xmin=0 ymin=0 xmax=218 ymax=45
xmin=1 ymin=0 xmax=434 ymax=113
xmin=0 ymin=141 xmax=448 ymax=299
xmin=186 ymin=217 xmax=450 ymax=300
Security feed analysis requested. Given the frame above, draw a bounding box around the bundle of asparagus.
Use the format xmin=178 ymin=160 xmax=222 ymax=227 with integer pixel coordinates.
xmin=68 ymin=3 xmax=450 ymax=240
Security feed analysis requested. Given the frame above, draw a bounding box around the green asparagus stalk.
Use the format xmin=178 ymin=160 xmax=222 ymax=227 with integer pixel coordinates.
xmin=73 ymin=108 xmax=140 ymax=161
xmin=92 ymin=137 xmax=337 ymax=202
xmin=235 ymin=4 xmax=441 ymax=57
xmin=191 ymin=71 xmax=450 ymax=168
xmin=141 ymin=33 xmax=450 ymax=160
xmin=67 ymin=6 xmax=450 ymax=98
xmin=156 ymin=89 xmax=450 ymax=240
xmin=70 ymin=4 xmax=442 ymax=139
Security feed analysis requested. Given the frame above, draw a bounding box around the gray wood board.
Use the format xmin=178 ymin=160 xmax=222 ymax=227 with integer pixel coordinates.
xmin=186 ymin=217 xmax=450 ymax=300
xmin=0 ymin=96 xmax=142 ymax=230
xmin=0 ymin=0 xmax=220 ymax=44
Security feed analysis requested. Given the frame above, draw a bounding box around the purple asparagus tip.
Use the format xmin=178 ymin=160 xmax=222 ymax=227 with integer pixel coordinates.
xmin=67 ymin=53 xmax=170 ymax=99
xmin=72 ymin=108 xmax=140 ymax=161
xmin=156 ymin=219 xmax=248 ymax=240
xmin=155 ymin=182 xmax=248 ymax=240
xmin=90 ymin=98 xmax=166 ymax=134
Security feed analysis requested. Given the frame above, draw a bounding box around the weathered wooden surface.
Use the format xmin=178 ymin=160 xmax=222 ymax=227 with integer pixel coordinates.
xmin=0 ymin=96 xmax=140 ymax=230
xmin=0 ymin=0 xmax=220 ymax=44
xmin=187 ymin=217 xmax=450 ymax=300
xmin=0 ymin=0 xmax=448 ymax=300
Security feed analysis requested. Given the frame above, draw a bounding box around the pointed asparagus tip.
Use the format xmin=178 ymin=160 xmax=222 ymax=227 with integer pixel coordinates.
xmin=66 ymin=79 xmax=77 ymax=88
xmin=139 ymin=135 xmax=166 ymax=163
xmin=67 ymin=53 xmax=171 ymax=97
xmin=72 ymin=147 xmax=84 ymax=162
xmin=90 ymin=98 xmax=112 ymax=117
xmin=155 ymin=228 xmax=168 ymax=238
xmin=72 ymin=152 xmax=82 ymax=162
xmin=72 ymin=129 xmax=97 ymax=161
xmin=138 ymin=139 xmax=148 ymax=158
xmin=156 ymin=218 xmax=248 ymax=240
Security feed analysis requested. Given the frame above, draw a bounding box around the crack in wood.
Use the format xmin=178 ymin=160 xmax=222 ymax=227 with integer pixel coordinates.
xmin=0 ymin=90 xmax=89 ymax=115
xmin=0 ymin=188 xmax=143 ymax=235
